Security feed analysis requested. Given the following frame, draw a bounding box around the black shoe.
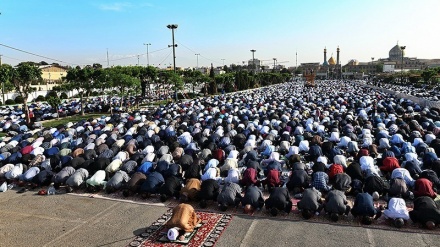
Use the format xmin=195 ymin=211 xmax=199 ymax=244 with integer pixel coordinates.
xmin=17 ymin=188 xmax=28 ymax=193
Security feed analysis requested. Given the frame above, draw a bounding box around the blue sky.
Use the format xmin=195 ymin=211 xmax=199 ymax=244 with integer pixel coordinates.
xmin=1 ymin=0 xmax=439 ymax=68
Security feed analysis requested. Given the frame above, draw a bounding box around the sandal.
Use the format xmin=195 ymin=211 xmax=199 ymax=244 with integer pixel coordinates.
xmin=37 ymin=189 xmax=47 ymax=195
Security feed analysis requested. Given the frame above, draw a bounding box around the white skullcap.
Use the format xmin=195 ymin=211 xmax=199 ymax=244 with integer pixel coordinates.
xmin=167 ymin=227 xmax=179 ymax=241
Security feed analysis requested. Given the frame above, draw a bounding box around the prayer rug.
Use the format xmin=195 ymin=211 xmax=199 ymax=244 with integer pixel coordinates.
xmin=127 ymin=210 xmax=232 ymax=247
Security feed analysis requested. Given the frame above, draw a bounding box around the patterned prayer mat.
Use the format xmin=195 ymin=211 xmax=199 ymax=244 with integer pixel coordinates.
xmin=127 ymin=210 xmax=232 ymax=247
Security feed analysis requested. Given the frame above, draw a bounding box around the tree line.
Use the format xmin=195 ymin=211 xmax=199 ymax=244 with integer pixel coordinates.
xmin=0 ymin=62 xmax=293 ymax=123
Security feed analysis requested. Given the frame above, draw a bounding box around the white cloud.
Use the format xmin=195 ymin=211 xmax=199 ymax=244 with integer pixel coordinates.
xmin=97 ymin=2 xmax=153 ymax=11
xmin=98 ymin=2 xmax=133 ymax=12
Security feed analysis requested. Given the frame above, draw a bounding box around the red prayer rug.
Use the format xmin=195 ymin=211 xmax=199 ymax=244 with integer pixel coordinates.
xmin=127 ymin=211 xmax=232 ymax=247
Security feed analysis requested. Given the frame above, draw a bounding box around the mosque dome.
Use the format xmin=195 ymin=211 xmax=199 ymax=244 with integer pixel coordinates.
xmin=389 ymin=45 xmax=404 ymax=60
xmin=328 ymin=56 xmax=336 ymax=65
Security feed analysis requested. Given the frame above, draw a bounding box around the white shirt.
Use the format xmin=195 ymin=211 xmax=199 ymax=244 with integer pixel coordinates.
xmin=201 ymin=167 xmax=218 ymax=181
xmin=224 ymin=168 xmax=240 ymax=184
xmin=383 ymin=198 xmax=410 ymax=220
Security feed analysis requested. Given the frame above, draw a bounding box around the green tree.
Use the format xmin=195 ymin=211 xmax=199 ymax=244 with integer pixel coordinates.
xmin=139 ymin=66 xmax=158 ymax=98
xmin=0 ymin=64 xmax=15 ymax=103
xmin=422 ymin=69 xmax=437 ymax=84
xmin=109 ymin=67 xmax=141 ymax=107
xmin=47 ymin=96 xmax=61 ymax=119
xmin=64 ymin=66 xmax=97 ymax=116
xmin=11 ymin=62 xmax=42 ymax=123
xmin=208 ymin=66 xmax=217 ymax=95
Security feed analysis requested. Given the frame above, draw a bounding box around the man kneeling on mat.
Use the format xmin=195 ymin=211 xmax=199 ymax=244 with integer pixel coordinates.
xmin=166 ymin=203 xmax=201 ymax=241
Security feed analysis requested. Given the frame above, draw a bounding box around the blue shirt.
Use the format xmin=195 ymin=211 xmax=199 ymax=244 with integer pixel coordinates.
xmin=311 ymin=171 xmax=332 ymax=192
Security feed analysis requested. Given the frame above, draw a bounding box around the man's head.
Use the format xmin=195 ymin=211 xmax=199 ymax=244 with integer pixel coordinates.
xmin=160 ymin=194 xmax=168 ymax=202
xmin=361 ymin=215 xmax=373 ymax=225
xmin=122 ymin=190 xmax=130 ymax=197
xmin=180 ymin=192 xmax=188 ymax=203
xmin=372 ymin=191 xmax=380 ymax=201
xmin=219 ymin=203 xmax=228 ymax=212
xmin=301 ymin=209 xmax=312 ymax=219
xmin=330 ymin=213 xmax=339 ymax=222
xmin=141 ymin=192 xmax=151 ymax=199
xmin=244 ymin=204 xmax=254 ymax=214
xmin=394 ymin=218 xmax=404 ymax=228
xmin=426 ymin=220 xmax=436 ymax=230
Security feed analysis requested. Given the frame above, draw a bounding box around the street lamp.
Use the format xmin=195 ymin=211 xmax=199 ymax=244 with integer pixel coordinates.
xmin=250 ymin=49 xmax=256 ymax=74
xmin=400 ymin=46 xmax=406 ymax=84
xmin=143 ymin=43 xmax=151 ymax=66
xmin=0 ymin=54 xmax=4 ymax=104
xmin=167 ymin=24 xmax=178 ymax=101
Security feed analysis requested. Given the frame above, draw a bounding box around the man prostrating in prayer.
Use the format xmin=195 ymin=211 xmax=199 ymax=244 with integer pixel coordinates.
xmin=165 ymin=203 xmax=201 ymax=241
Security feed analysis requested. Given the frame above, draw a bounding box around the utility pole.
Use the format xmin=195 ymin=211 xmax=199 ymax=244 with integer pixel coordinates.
xmin=400 ymin=46 xmax=406 ymax=84
xmin=144 ymin=43 xmax=151 ymax=66
xmin=106 ymin=49 xmax=109 ymax=68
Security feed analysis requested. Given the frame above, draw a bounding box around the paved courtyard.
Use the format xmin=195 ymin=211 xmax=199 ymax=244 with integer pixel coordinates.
xmin=1 ymin=191 xmax=440 ymax=247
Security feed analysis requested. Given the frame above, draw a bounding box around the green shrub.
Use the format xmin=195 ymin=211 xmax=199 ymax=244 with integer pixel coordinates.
xmin=60 ymin=92 xmax=68 ymax=99
xmin=14 ymin=96 xmax=24 ymax=104
xmin=45 ymin=91 xmax=58 ymax=100
xmin=5 ymin=99 xmax=15 ymax=105
xmin=35 ymin=95 xmax=45 ymax=101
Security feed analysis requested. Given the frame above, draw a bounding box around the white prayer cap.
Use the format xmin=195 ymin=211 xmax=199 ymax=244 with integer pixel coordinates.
xmin=167 ymin=228 xmax=179 ymax=241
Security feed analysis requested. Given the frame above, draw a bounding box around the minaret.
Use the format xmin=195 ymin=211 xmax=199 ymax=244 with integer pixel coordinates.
xmin=337 ymin=46 xmax=340 ymax=65
xmin=324 ymin=47 xmax=327 ymax=64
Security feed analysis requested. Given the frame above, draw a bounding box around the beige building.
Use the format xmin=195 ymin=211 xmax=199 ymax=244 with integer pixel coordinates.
xmin=33 ymin=65 xmax=68 ymax=91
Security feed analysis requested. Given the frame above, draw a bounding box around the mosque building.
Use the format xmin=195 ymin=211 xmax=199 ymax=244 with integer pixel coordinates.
xmin=300 ymin=47 xmax=342 ymax=79
xmin=299 ymin=44 xmax=440 ymax=80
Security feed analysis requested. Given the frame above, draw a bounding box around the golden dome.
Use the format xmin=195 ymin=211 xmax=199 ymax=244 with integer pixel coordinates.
xmin=328 ymin=56 xmax=336 ymax=65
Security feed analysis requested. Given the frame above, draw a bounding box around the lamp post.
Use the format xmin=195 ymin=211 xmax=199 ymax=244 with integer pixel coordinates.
xmin=0 ymin=54 xmax=4 ymax=104
xmin=250 ymin=49 xmax=256 ymax=74
xmin=167 ymin=24 xmax=178 ymax=101
xmin=143 ymin=43 xmax=151 ymax=66
xmin=400 ymin=46 xmax=406 ymax=84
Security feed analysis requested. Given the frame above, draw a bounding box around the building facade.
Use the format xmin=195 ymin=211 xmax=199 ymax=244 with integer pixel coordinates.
xmin=34 ymin=65 xmax=68 ymax=91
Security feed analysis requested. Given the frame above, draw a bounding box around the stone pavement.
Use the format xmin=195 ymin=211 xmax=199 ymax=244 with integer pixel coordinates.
xmin=2 ymin=190 xmax=440 ymax=247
